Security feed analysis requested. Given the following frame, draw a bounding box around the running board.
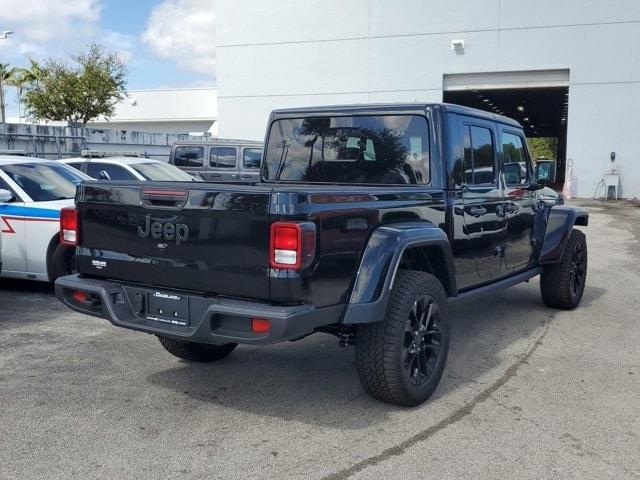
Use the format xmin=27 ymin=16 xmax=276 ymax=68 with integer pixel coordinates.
xmin=449 ymin=267 xmax=543 ymax=304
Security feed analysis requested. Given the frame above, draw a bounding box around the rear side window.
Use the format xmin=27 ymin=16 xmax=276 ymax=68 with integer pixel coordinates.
xmin=502 ymin=132 xmax=529 ymax=186
xmin=463 ymin=126 xmax=495 ymax=185
xmin=243 ymin=148 xmax=263 ymax=169
xmin=174 ymin=146 xmax=204 ymax=167
xmin=67 ymin=162 xmax=84 ymax=172
xmin=263 ymin=115 xmax=430 ymax=184
xmin=210 ymin=147 xmax=237 ymax=168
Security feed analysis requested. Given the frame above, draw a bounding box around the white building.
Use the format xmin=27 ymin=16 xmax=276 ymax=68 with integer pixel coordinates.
xmin=216 ymin=0 xmax=640 ymax=198
xmin=88 ymin=87 xmax=217 ymax=135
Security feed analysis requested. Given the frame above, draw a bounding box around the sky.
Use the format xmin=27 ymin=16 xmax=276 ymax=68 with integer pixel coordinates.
xmin=0 ymin=0 xmax=216 ymax=119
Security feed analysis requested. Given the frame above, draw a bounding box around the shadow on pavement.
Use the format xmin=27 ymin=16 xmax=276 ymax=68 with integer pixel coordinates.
xmin=147 ymin=281 xmax=607 ymax=430
xmin=0 ymin=278 xmax=54 ymax=295
xmin=0 ymin=279 xmax=61 ymax=327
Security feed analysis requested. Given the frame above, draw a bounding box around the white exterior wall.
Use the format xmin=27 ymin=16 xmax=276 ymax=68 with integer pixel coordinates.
xmin=216 ymin=0 xmax=640 ymax=198
xmin=88 ymin=87 xmax=217 ymax=135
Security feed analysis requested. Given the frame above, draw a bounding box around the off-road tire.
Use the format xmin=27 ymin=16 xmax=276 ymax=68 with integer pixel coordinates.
xmin=355 ymin=270 xmax=450 ymax=407
xmin=540 ymin=228 xmax=587 ymax=309
xmin=49 ymin=243 xmax=77 ymax=281
xmin=157 ymin=336 xmax=237 ymax=362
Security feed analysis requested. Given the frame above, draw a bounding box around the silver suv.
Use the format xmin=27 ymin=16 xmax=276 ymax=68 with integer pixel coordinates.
xmin=169 ymin=140 xmax=263 ymax=182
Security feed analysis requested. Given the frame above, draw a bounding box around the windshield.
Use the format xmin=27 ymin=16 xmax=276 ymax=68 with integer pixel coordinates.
xmin=263 ymin=115 xmax=430 ymax=184
xmin=1 ymin=162 xmax=85 ymax=201
xmin=130 ymin=162 xmax=199 ymax=181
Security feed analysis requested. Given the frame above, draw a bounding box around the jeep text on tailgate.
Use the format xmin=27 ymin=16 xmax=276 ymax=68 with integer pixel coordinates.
xmin=55 ymin=103 xmax=588 ymax=406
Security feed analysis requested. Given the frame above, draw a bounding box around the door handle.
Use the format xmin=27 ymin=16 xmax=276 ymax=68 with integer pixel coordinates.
xmin=209 ymin=173 xmax=221 ymax=178
xmin=468 ymin=206 xmax=487 ymax=217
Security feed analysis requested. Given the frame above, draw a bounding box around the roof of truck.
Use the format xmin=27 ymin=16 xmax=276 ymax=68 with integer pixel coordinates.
xmin=172 ymin=139 xmax=263 ymax=147
xmin=270 ymin=102 xmax=522 ymax=129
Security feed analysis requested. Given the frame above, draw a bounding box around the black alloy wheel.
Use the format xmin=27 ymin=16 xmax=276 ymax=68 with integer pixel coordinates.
xmin=403 ymin=295 xmax=442 ymax=387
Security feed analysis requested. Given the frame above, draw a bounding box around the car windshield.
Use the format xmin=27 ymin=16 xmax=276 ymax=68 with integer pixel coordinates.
xmin=1 ymin=162 xmax=85 ymax=201
xmin=130 ymin=161 xmax=199 ymax=181
xmin=263 ymin=114 xmax=430 ymax=184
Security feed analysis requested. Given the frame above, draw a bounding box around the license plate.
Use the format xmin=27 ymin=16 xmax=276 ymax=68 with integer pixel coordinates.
xmin=146 ymin=291 xmax=189 ymax=326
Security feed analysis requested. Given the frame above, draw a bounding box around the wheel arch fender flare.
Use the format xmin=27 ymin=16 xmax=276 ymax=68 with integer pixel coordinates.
xmin=45 ymin=233 xmax=61 ymax=281
xmin=539 ymin=206 xmax=589 ymax=264
xmin=342 ymin=221 xmax=456 ymax=325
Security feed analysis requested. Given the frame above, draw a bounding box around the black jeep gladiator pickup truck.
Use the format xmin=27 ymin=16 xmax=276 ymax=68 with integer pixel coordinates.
xmin=55 ymin=103 xmax=588 ymax=406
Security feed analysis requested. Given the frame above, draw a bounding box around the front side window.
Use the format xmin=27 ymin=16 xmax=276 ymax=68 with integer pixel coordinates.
xmin=0 ymin=163 xmax=85 ymax=201
xmin=243 ymin=148 xmax=263 ymax=169
xmin=174 ymin=146 xmax=204 ymax=167
xmin=263 ymin=115 xmax=430 ymax=184
xmin=210 ymin=147 xmax=237 ymax=169
xmin=87 ymin=164 xmax=135 ymax=181
xmin=502 ymin=132 xmax=529 ymax=186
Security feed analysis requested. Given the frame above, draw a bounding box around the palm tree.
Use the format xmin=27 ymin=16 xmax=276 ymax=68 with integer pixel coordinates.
xmin=0 ymin=62 xmax=16 ymax=123
xmin=9 ymin=59 xmax=43 ymax=122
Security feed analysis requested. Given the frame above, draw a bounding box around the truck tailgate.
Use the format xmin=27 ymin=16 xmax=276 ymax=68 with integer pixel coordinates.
xmin=75 ymin=182 xmax=272 ymax=300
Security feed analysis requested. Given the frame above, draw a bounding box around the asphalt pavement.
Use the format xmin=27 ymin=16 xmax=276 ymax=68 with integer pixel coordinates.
xmin=0 ymin=200 xmax=638 ymax=479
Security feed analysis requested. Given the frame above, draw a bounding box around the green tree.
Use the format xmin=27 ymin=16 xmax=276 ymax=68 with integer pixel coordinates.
xmin=21 ymin=43 xmax=127 ymax=127
xmin=527 ymin=137 xmax=558 ymax=160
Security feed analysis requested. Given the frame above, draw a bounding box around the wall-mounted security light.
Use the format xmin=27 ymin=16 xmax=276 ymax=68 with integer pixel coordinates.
xmin=451 ymin=39 xmax=465 ymax=51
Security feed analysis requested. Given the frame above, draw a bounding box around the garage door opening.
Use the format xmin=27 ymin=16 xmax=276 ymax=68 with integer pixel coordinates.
xmin=443 ymin=70 xmax=569 ymax=189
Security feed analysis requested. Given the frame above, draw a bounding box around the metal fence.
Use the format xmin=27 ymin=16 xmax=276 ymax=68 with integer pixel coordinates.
xmin=0 ymin=123 xmax=215 ymax=160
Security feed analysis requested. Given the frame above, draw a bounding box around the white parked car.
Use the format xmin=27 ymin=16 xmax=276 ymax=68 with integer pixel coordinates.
xmin=61 ymin=156 xmax=198 ymax=182
xmin=0 ymin=156 xmax=91 ymax=282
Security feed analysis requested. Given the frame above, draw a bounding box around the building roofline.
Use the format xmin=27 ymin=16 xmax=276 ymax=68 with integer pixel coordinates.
xmin=89 ymin=117 xmax=217 ymax=123
xmin=124 ymin=87 xmax=217 ymax=93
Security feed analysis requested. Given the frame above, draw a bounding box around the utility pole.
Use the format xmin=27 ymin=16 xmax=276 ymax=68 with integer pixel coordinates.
xmin=0 ymin=73 xmax=5 ymax=123
xmin=0 ymin=30 xmax=15 ymax=123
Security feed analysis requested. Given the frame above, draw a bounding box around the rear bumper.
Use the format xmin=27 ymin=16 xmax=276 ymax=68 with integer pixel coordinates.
xmin=55 ymin=274 xmax=343 ymax=345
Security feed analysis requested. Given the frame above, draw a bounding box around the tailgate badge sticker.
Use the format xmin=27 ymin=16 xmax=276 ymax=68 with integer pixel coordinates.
xmin=91 ymin=260 xmax=107 ymax=270
xmin=153 ymin=292 xmax=181 ymax=301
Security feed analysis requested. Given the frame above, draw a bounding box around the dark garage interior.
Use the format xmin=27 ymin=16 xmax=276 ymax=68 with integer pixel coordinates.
xmin=444 ymin=86 xmax=569 ymax=187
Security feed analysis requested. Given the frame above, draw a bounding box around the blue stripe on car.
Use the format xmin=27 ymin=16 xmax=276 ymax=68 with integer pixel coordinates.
xmin=0 ymin=205 xmax=61 ymax=219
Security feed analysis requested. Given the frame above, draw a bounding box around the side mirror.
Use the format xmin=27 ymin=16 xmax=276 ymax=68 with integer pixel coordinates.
xmin=98 ymin=170 xmax=111 ymax=181
xmin=535 ymin=161 xmax=556 ymax=184
xmin=0 ymin=189 xmax=14 ymax=202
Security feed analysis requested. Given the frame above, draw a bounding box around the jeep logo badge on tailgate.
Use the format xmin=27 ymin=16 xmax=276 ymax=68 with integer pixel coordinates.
xmin=138 ymin=215 xmax=190 ymax=246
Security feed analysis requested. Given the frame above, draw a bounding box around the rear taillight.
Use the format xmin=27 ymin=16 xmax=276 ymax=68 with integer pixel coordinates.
xmin=60 ymin=207 xmax=80 ymax=246
xmin=269 ymin=221 xmax=316 ymax=270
